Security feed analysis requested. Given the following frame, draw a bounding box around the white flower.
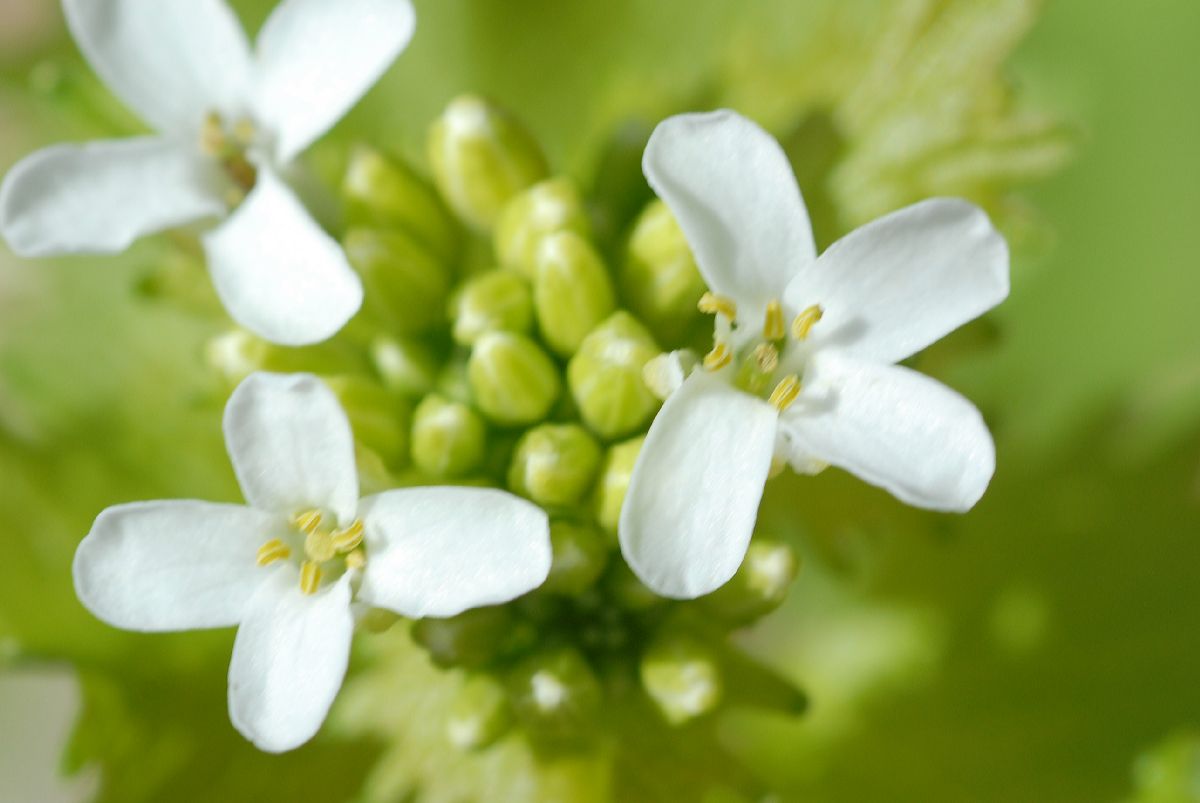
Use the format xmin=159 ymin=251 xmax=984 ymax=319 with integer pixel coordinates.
xmin=0 ymin=0 xmax=417 ymax=346
xmin=73 ymin=372 xmax=551 ymax=752
xmin=620 ymin=110 xmax=1009 ymax=599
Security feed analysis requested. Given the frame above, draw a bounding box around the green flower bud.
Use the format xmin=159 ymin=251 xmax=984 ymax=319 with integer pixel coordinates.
xmin=370 ymin=335 xmax=439 ymax=398
xmin=324 ymin=375 xmax=411 ymax=470
xmin=697 ymin=539 xmax=798 ymax=625
xmin=494 ymin=177 xmax=590 ymax=278
xmin=507 ymin=647 xmax=602 ymax=742
xmin=411 ymin=394 xmax=487 ymax=478
xmin=640 ymin=633 xmax=723 ymax=726
xmin=450 ymin=270 xmax=533 ymax=346
xmin=412 ymin=605 xmax=514 ymax=669
xmin=343 ymin=228 xmax=451 ymax=333
xmin=533 ymin=231 xmax=616 ymax=357
xmin=468 ymin=332 xmax=561 ymax=426
xmin=359 ymin=608 xmax=402 ymax=633
xmin=542 ymin=520 xmax=609 ymax=596
xmin=620 ymin=200 xmax=707 ymax=345
xmin=341 ymin=145 xmax=459 ymax=263
xmin=567 ymin=311 xmax=661 ymax=439
xmin=206 ymin=329 xmax=365 ymax=386
xmin=447 ymin=674 xmax=512 ymax=751
xmin=507 ymin=424 xmax=602 ymax=507
xmin=435 ymin=355 xmax=474 ymax=406
xmin=592 ymin=436 xmax=644 ymax=536
xmin=428 ymin=94 xmax=548 ymax=232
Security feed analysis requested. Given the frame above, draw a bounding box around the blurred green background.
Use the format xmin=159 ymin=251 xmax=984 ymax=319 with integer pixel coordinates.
xmin=0 ymin=0 xmax=1197 ymax=801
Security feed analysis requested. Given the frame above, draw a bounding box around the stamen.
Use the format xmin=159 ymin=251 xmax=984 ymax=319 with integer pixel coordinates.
xmin=768 ymin=374 xmax=801 ymax=412
xmin=698 ymin=292 xmax=737 ymax=320
xmin=299 ymin=561 xmax=323 ymax=595
xmin=224 ymin=155 xmax=258 ymax=193
xmin=332 ymin=520 xmax=365 ymax=553
xmin=753 ymin=342 xmax=779 ymax=373
xmin=791 ymin=304 xmax=824 ymax=341
xmin=293 ymin=509 xmax=323 ymax=535
xmin=305 ymin=529 xmax=337 ymax=563
xmin=344 ymin=549 xmax=366 ymax=570
xmin=256 ymin=538 xmax=291 ymax=567
xmin=763 ymin=300 xmax=785 ymax=340
xmin=200 ymin=111 xmax=225 ymax=156
xmin=232 ymin=118 xmax=257 ymax=145
xmin=703 ymin=342 xmax=732 ymax=371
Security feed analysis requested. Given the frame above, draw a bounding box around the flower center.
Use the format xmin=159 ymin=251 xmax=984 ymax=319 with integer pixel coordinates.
xmin=698 ymin=293 xmax=823 ymax=414
xmin=255 ymin=510 xmax=367 ymax=595
xmin=200 ymin=111 xmax=260 ymax=206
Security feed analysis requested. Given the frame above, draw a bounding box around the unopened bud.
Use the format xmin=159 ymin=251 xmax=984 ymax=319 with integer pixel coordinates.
xmin=343 ymin=228 xmax=451 ymax=333
xmin=428 ymin=95 xmax=548 ymax=231
xmin=567 ymin=312 xmax=661 ymax=439
xmin=533 ymin=231 xmax=616 ymax=357
xmin=450 ymin=270 xmax=534 ymax=346
xmin=592 ymin=436 xmax=644 ymax=535
xmin=468 ymin=332 xmax=562 ymax=426
xmin=507 ymin=424 xmax=602 ymax=507
xmin=620 ymin=200 xmax=707 ymax=345
xmin=370 ymin=335 xmax=439 ymax=397
xmin=507 ymin=647 xmax=601 ymax=742
xmin=542 ymin=520 xmax=609 ymax=596
xmin=640 ymin=633 xmax=723 ymax=725
xmin=324 ymin=376 xmax=411 ymax=470
xmin=698 ymin=539 xmax=798 ymax=625
xmin=206 ymin=329 xmax=360 ymax=386
xmin=412 ymin=605 xmax=514 ymax=669
xmin=447 ymin=674 xmax=512 ymax=751
xmin=495 ymin=177 xmax=590 ymax=278
xmin=411 ymin=394 xmax=487 ymax=478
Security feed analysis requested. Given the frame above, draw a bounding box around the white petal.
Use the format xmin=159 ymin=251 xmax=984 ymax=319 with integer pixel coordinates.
xmin=618 ymin=372 xmax=778 ymax=599
xmin=785 ymin=198 xmax=1009 ymax=365
xmin=223 ymin=372 xmax=359 ymax=523
xmin=780 ymin=351 xmax=995 ymax=512
xmin=227 ymin=568 xmax=353 ymax=752
xmin=253 ymin=0 xmax=416 ymax=162
xmin=202 ymin=166 xmax=363 ymax=346
xmin=643 ymin=110 xmax=816 ymax=312
xmin=62 ymin=0 xmax=251 ymax=134
xmin=72 ymin=501 xmax=280 ymax=632
xmin=0 ymin=137 xmax=222 ymax=257
xmin=357 ymin=488 xmax=551 ymax=619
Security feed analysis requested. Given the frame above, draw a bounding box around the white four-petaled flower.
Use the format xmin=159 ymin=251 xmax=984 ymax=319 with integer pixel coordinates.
xmin=73 ymin=372 xmax=551 ymax=752
xmin=621 ymin=110 xmax=1009 ymax=599
xmin=0 ymin=0 xmax=417 ymax=345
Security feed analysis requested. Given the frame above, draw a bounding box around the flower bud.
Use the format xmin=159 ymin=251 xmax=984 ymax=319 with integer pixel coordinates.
xmin=341 ymin=145 xmax=459 ymax=263
xmin=507 ymin=424 xmax=602 ymax=508
xmin=567 ymin=312 xmax=661 ymax=439
xmin=412 ymin=605 xmax=514 ymax=669
xmin=206 ymin=329 xmax=361 ymax=386
xmin=468 ymin=332 xmax=561 ymax=427
xmin=370 ymin=335 xmax=439 ymax=398
xmin=411 ymin=393 xmax=487 ymax=479
xmin=640 ymin=633 xmax=723 ymax=725
xmin=592 ymin=436 xmax=644 ymax=535
xmin=541 ymin=520 xmax=609 ymax=596
xmin=343 ymin=228 xmax=451 ymax=333
xmin=324 ymin=375 xmax=411 ymax=470
xmin=533 ymin=231 xmax=616 ymax=357
xmin=447 ymin=674 xmax=512 ymax=751
xmin=620 ymin=200 xmax=707 ymax=345
xmin=427 ymin=94 xmax=548 ymax=232
xmin=697 ymin=539 xmax=798 ymax=625
xmin=450 ymin=270 xmax=533 ymax=346
xmin=494 ymin=177 xmax=590 ymax=278
xmin=507 ymin=647 xmax=602 ymax=742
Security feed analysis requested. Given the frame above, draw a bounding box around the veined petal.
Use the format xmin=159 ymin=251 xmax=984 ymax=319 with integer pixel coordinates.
xmin=223 ymin=372 xmax=359 ymax=524
xmin=228 ymin=568 xmax=353 ymax=753
xmin=73 ymin=501 xmax=280 ymax=632
xmin=0 ymin=137 xmax=222 ymax=257
xmin=254 ymin=0 xmax=416 ymax=162
xmin=618 ymin=372 xmax=778 ymax=599
xmin=643 ymin=110 xmax=816 ymax=313
xmin=786 ymin=199 xmax=1009 ymax=365
xmin=62 ymin=0 xmax=251 ymax=134
xmin=202 ymin=166 xmax=363 ymax=346
xmin=357 ymin=488 xmax=551 ymax=618
xmin=780 ymin=351 xmax=995 ymax=512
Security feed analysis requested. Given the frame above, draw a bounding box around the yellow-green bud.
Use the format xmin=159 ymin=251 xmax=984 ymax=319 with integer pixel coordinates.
xmin=370 ymin=335 xmax=438 ymax=398
xmin=507 ymin=424 xmax=602 ymax=507
xmin=411 ymin=394 xmax=487 ymax=479
xmin=324 ymin=376 xmax=410 ymax=470
xmin=567 ymin=311 xmax=661 ymax=439
xmin=468 ymin=332 xmax=561 ymax=427
xmin=507 ymin=647 xmax=601 ymax=742
xmin=542 ymin=520 xmax=609 ymax=596
xmin=447 ymin=674 xmax=512 ymax=751
xmin=533 ymin=231 xmax=616 ymax=357
xmin=620 ymin=200 xmax=706 ymax=345
xmin=412 ymin=605 xmax=514 ymax=669
xmin=206 ymin=329 xmax=360 ymax=386
xmin=427 ymin=94 xmax=548 ymax=232
xmin=450 ymin=270 xmax=533 ymax=346
xmin=640 ymin=634 xmax=723 ymax=726
xmin=697 ymin=539 xmax=798 ymax=625
xmin=343 ymin=228 xmax=451 ymax=333
xmin=435 ymin=355 xmax=474 ymax=406
xmin=341 ymin=145 xmax=459 ymax=264
xmin=494 ymin=177 xmax=590 ymax=278
xmin=593 ymin=436 xmax=644 ymax=536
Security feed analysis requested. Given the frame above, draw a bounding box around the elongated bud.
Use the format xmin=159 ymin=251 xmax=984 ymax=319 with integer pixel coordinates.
xmin=428 ymin=95 xmax=548 ymax=232
xmin=533 ymin=232 xmax=616 ymax=357
xmin=206 ymin=329 xmax=363 ymax=386
xmin=640 ymin=633 xmax=723 ymax=725
xmin=412 ymin=606 xmax=515 ymax=669
xmin=507 ymin=647 xmax=602 ymax=743
xmin=411 ymin=394 xmax=487 ymax=479
xmin=370 ymin=335 xmax=439 ymax=398
xmin=495 ymin=177 xmax=591 ymax=278
xmin=592 ymin=436 xmax=644 ymax=535
xmin=341 ymin=145 xmax=459 ymax=263
xmin=507 ymin=424 xmax=602 ymax=507
xmin=567 ymin=312 xmax=661 ymax=439
xmin=620 ymin=200 xmax=706 ymax=345
xmin=447 ymin=674 xmax=512 ymax=751
xmin=324 ymin=376 xmax=411 ymax=470
xmin=343 ymin=228 xmax=451 ymax=333
xmin=468 ymin=332 xmax=562 ymax=426
xmin=698 ymin=539 xmax=798 ymax=625
xmin=450 ymin=270 xmax=534 ymax=346
xmin=542 ymin=520 xmax=609 ymax=595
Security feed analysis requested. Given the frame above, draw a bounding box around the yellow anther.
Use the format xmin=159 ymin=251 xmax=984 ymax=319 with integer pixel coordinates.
xmin=293 ymin=509 xmax=323 ymax=535
xmin=232 ymin=117 xmax=257 ymax=145
xmin=791 ymin=304 xmax=824 ymax=341
xmin=753 ymin=342 xmax=779 ymax=373
xmin=703 ymin=342 xmax=733 ymax=371
xmin=344 ymin=549 xmax=366 ymax=570
xmin=305 ymin=529 xmax=337 ymax=563
xmin=768 ymin=374 xmax=802 ymax=413
xmin=256 ymin=538 xmax=291 ymax=567
xmin=200 ymin=111 xmax=226 ymax=155
xmin=763 ymin=300 xmax=785 ymax=340
xmin=698 ymin=292 xmax=737 ymax=320
xmin=332 ymin=520 xmax=365 ymax=553
xmin=299 ymin=561 xmax=323 ymax=595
